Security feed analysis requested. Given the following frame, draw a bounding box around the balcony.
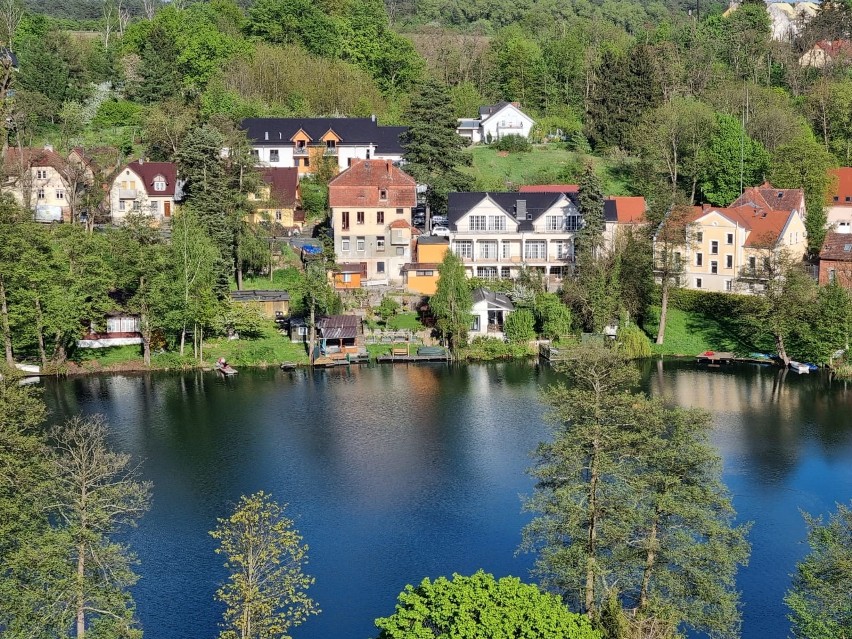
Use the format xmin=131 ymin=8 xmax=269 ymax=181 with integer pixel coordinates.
xmin=324 ymin=146 xmax=338 ymax=155
xmin=294 ymin=147 xmax=308 ymax=156
xmin=118 ymin=189 xmax=137 ymax=199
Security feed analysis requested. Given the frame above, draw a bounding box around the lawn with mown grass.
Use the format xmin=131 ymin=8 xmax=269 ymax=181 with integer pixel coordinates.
xmin=642 ymin=306 xmax=760 ymax=357
xmin=461 ymin=144 xmax=634 ymax=194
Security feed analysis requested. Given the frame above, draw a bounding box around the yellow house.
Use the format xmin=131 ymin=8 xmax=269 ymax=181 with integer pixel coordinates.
xmin=404 ymin=235 xmax=449 ymax=295
xmin=247 ymin=167 xmax=301 ymax=229
xmin=657 ymin=184 xmax=808 ymax=293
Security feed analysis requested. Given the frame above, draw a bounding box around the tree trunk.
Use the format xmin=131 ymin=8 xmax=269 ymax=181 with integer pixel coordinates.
xmin=142 ymin=328 xmax=151 ymax=366
xmin=53 ymin=331 xmax=67 ymax=365
xmin=775 ymin=332 xmax=789 ymax=366
xmin=0 ymin=275 xmax=14 ymax=366
xmin=199 ymin=326 xmax=204 ymax=362
xmin=585 ymin=433 xmax=600 ymax=618
xmin=34 ymin=297 xmax=47 ymax=367
xmin=656 ymin=283 xmax=669 ymax=345
xmin=308 ymin=300 xmax=316 ymax=365
xmin=180 ymin=325 xmax=186 ymax=356
xmin=76 ymin=540 xmax=86 ymax=638
xmin=639 ymin=513 xmax=660 ymax=610
xmin=236 ymin=264 xmax=243 ymax=291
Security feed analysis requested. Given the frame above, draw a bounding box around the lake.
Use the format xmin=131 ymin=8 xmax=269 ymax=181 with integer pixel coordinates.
xmin=43 ymin=360 xmax=852 ymax=639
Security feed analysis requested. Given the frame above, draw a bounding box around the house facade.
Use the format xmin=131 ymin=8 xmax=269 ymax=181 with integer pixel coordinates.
xmin=403 ymin=235 xmax=449 ymax=295
xmin=229 ymin=290 xmax=290 ymax=319
xmin=77 ymin=313 xmax=142 ymax=349
xmin=828 ymin=167 xmax=852 ymax=230
xmin=3 ymin=146 xmax=73 ymax=222
xmin=241 ymin=117 xmax=407 ymax=176
xmin=818 ymin=229 xmax=852 ymax=289
xmin=655 ymin=184 xmax=807 ymax=293
xmin=247 ymin=167 xmax=301 ymax=229
xmin=328 ymin=160 xmax=417 ymax=286
xmin=447 ymin=192 xmax=579 ymax=282
xmin=604 ymin=196 xmax=647 ymax=248
xmin=110 ymin=160 xmax=181 ymax=223
xmin=470 ymin=288 xmax=514 ymax=340
xmin=456 ymin=102 xmax=536 ymax=144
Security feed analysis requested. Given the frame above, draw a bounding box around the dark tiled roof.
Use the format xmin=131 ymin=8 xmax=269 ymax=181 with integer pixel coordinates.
xmin=447 ymin=191 xmax=567 ymax=231
xmin=241 ymin=118 xmax=407 ymax=155
xmin=230 ymin=290 xmax=290 ymax=302
xmin=336 ymin=263 xmax=364 ymax=273
xmin=259 ymin=167 xmax=299 ymax=206
xmin=416 ymin=235 xmax=450 ymax=245
xmin=479 ymin=102 xmax=512 ymax=118
xmin=471 ymin=288 xmax=514 ymax=310
xmin=402 ymin=262 xmax=441 ymax=271
xmin=820 ymin=231 xmax=852 ymax=261
xmin=317 ymin=314 xmax=361 ymax=340
xmin=124 ymin=161 xmax=178 ymax=197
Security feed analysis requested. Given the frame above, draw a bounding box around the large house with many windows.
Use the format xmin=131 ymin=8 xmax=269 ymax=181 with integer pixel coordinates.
xmin=109 ymin=160 xmax=182 ymax=223
xmin=446 ymin=191 xmax=579 ymax=282
xmin=241 ymin=117 xmax=407 ymax=176
xmin=328 ymin=159 xmax=417 ymax=286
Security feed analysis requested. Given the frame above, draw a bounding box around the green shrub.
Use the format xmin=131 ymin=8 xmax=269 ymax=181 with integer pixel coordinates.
xmin=616 ymin=323 xmax=652 ymax=359
xmin=462 ymin=337 xmax=535 ymax=360
xmin=376 ymin=296 xmax=401 ymax=323
xmin=492 ymin=134 xmax=532 ymax=153
xmin=537 ymin=294 xmax=573 ymax=340
xmin=504 ymin=308 xmax=536 ymax=343
xmin=91 ymin=99 xmax=143 ymax=128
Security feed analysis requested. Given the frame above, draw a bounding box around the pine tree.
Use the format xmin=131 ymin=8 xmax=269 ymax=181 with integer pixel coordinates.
xmin=401 ymin=79 xmax=472 ymax=213
xmin=137 ymin=23 xmax=181 ymax=103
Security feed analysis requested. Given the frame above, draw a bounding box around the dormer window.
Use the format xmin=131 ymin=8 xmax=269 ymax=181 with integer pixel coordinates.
xmin=326 ymin=140 xmax=336 ymax=149
xmin=379 ymin=189 xmax=387 ymax=200
xmin=153 ymin=175 xmax=166 ymax=192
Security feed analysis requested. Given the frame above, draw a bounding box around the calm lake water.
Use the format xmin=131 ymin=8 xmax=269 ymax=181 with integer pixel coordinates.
xmin=43 ymin=360 xmax=852 ymax=639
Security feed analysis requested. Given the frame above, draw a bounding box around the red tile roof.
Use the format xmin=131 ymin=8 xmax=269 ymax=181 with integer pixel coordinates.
xmin=4 ymin=147 xmax=67 ymax=172
xmin=328 ymin=160 xmax=416 ymax=208
xmin=606 ymin=196 xmax=646 ymax=223
xmin=389 ymin=219 xmax=412 ymax=229
xmin=820 ymin=230 xmax=852 ymax=261
xmin=829 ymin=167 xmax=852 ymax=207
xmin=730 ymin=182 xmax=805 ymax=215
xmin=815 ymin=39 xmax=852 ymax=59
xmin=518 ymin=184 xmax=579 ymax=193
xmin=259 ymin=167 xmax=298 ymax=207
xmin=124 ymin=161 xmax=178 ymax=197
xmin=688 ymin=203 xmax=797 ymax=248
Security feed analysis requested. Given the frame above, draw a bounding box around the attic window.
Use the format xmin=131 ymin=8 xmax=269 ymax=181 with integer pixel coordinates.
xmin=153 ymin=175 xmax=166 ymax=191
xmin=777 ymin=192 xmax=783 ymax=198
xmin=845 ymin=244 xmax=852 ymax=252
xmin=846 ymin=196 xmax=852 ymax=202
xmin=379 ymin=189 xmax=388 ymax=200
xmin=834 ymin=196 xmax=839 ymax=202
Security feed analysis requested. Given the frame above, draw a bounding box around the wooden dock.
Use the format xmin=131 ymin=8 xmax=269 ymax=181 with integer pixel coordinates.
xmin=695 ymin=351 xmax=736 ymax=365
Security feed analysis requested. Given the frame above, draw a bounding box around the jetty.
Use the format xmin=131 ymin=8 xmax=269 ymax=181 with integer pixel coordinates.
xmin=695 ymin=351 xmax=736 ymax=365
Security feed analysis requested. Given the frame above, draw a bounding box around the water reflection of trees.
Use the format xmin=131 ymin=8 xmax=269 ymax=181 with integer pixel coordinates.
xmin=644 ymin=359 xmax=852 ymax=483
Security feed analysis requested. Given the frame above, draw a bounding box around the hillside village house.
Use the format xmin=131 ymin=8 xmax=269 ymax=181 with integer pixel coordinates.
xmin=469 ymin=288 xmax=515 ymax=340
xmin=110 ymin=160 xmax=182 ymax=223
xmin=328 ymin=159 xmax=417 ymax=286
xmin=724 ymin=0 xmax=818 ymax=41
xmin=799 ymin=40 xmax=852 ymax=68
xmin=818 ymin=229 xmax=852 ymax=289
xmin=456 ymin=102 xmax=536 ymax=144
xmin=2 ymin=146 xmax=74 ymax=222
xmin=655 ymin=184 xmax=807 ymax=293
xmin=403 ymin=235 xmax=450 ymax=295
xmin=247 ymin=167 xmax=301 ymax=230
xmin=447 ymin=191 xmax=580 ymax=283
xmin=828 ymin=167 xmax=852 ymax=231
xmin=241 ymin=117 xmax=407 ymax=176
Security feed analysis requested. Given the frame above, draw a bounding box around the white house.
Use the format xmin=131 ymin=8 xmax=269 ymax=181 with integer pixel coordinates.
xmin=3 ymin=146 xmax=73 ymax=222
xmin=109 ymin=160 xmax=182 ymax=223
xmin=447 ymin=191 xmax=579 ymax=284
xmin=456 ymin=102 xmax=536 ymax=144
xmin=241 ymin=117 xmax=407 ymax=176
xmin=470 ymin=288 xmax=514 ymax=341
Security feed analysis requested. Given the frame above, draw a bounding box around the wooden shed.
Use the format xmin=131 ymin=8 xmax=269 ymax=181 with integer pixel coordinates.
xmin=230 ymin=290 xmax=291 ymax=319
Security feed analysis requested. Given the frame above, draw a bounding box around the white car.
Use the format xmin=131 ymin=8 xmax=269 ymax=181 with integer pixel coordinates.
xmin=432 ymin=225 xmax=451 ymax=237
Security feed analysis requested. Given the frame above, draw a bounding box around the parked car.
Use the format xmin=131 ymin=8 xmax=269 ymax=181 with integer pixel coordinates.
xmin=431 ymin=215 xmax=448 ymax=227
xmin=412 ymin=213 xmax=426 ymax=226
xmin=432 ymin=225 xmax=451 ymax=237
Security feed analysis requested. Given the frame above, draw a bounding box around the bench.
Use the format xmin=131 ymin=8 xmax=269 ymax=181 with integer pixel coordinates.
xmin=392 ymin=346 xmax=408 ymax=357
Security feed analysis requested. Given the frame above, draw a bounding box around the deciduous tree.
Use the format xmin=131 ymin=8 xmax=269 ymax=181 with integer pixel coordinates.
xmin=429 ymin=251 xmax=472 ymax=356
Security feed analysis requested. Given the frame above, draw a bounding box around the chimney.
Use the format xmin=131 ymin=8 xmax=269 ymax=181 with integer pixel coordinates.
xmin=43 ymin=143 xmax=53 ymax=152
xmin=371 ymin=114 xmax=376 ymax=123
xmin=138 ymin=157 xmax=144 ymax=165
xmin=516 ymin=199 xmax=527 ymax=219
xmin=386 ymin=161 xmax=391 ymax=173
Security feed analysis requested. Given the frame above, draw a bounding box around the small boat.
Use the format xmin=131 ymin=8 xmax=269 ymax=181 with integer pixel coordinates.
xmin=14 ymin=363 xmax=41 ymax=375
xmin=788 ymin=361 xmax=810 ymax=374
xmin=214 ymin=358 xmax=238 ymax=375
xmin=280 ymin=362 xmax=298 ymax=371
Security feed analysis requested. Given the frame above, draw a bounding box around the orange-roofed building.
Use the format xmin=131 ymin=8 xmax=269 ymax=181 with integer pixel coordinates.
xmin=604 ymin=196 xmax=647 ymax=248
xmin=655 ymin=184 xmax=807 ymax=293
xmin=827 ymin=167 xmax=852 ymax=231
xmin=818 ymin=229 xmax=852 ymax=289
xmin=328 ymin=160 xmax=417 ymax=286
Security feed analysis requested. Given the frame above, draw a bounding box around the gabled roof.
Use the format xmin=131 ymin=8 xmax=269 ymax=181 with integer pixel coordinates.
xmin=123 ymin=161 xmax=178 ymax=197
xmin=471 ymin=288 xmax=514 ymax=311
xmin=317 ymin=314 xmax=360 ymax=340
xmin=829 ymin=167 xmax=852 ymax=206
xmin=820 ymin=230 xmax=852 ymax=261
xmin=688 ymin=203 xmax=797 ymax=248
xmin=241 ymin=118 xmax=407 ymax=155
xmin=447 ymin=191 xmax=570 ymax=231
xmin=388 ymin=219 xmax=412 ymax=229
xmin=604 ymin=196 xmax=646 ymax=224
xmin=478 ymin=102 xmax=533 ymax=123
xmin=3 ymin=147 xmax=67 ymax=173
xmin=518 ymin=184 xmax=579 ymax=194
xmin=328 ymin=160 xmax=417 ymax=208
xmin=259 ymin=167 xmax=299 ymax=207
xmin=813 ymin=39 xmax=852 ymax=59
xmin=730 ymin=182 xmax=804 ymax=215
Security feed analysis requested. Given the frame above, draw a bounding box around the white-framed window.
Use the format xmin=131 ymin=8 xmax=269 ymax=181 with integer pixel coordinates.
xmin=455 ymin=240 xmax=473 ymax=259
xmin=546 ymin=216 xmax=563 ymax=231
xmin=524 ymin=240 xmax=546 ymax=260
xmin=377 ymin=211 xmax=384 ymax=224
xmin=726 ymin=255 xmax=733 ymax=269
xmin=36 ymin=169 xmax=47 ymax=179
xmin=153 ymin=175 xmax=166 ymax=192
xmin=36 ymin=188 xmax=45 ymax=199
xmin=696 ymin=277 xmax=703 ymax=288
xmin=726 ymin=233 xmax=734 ymax=244
xmin=477 ymin=266 xmax=497 ymax=279
xmin=356 ymin=211 xmax=365 ymax=225
xmin=566 ymin=215 xmax=581 ymax=231
xmin=556 ymin=241 xmax=570 ymax=259
xmin=55 ymin=190 xmax=64 ymax=199
xmin=251 ymin=149 xmax=259 ymax=160
xmin=696 ymin=231 xmax=703 ymax=242
xmin=356 ymin=236 xmax=365 ymax=251
xmin=298 ymin=325 xmax=308 ymax=336
xmin=829 ymin=269 xmax=837 ymax=283
xmin=342 ymin=273 xmax=352 ymax=283
xmin=501 ymin=266 xmax=511 ymax=278
xmin=275 ymin=210 xmax=282 ymax=221
xmin=341 ymin=237 xmax=350 ymax=251
xmin=119 ymin=200 xmax=125 ymax=211
xmin=471 ymin=315 xmax=481 ymax=331
xmin=415 ymin=270 xmax=434 ymax=276
xmin=469 ymin=215 xmax=486 ymax=231
xmin=376 ymin=236 xmax=385 ymax=251
xmin=488 ymin=216 xmax=506 ymax=231
xmin=396 ymin=246 xmax=404 ymax=256
xmin=502 ymin=241 xmax=511 ymax=259
xmin=710 ymin=240 xmax=719 ymax=254
xmin=711 ymin=261 xmax=718 ymax=274
xmin=479 ymin=240 xmax=498 ymax=259
xmin=379 ymin=189 xmax=388 ymax=200
xmin=269 ymin=149 xmax=279 ymax=162
xmin=726 ymin=280 xmax=732 ymax=291
xmin=696 ymin=253 xmax=703 ymax=266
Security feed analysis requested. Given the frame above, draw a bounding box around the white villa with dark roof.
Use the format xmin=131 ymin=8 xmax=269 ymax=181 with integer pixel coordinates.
xmin=456 ymin=102 xmax=536 ymax=144
xmin=241 ymin=117 xmax=407 ymax=176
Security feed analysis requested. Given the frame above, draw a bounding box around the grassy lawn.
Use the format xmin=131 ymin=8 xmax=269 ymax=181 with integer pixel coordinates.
xmin=72 ymin=345 xmax=145 ymax=369
xmin=387 ymin=312 xmax=423 ymax=331
xmin=205 ymin=325 xmax=309 ymax=366
xmin=461 ymin=144 xmax=634 ymax=195
xmin=643 ymin=306 xmax=760 ymax=357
